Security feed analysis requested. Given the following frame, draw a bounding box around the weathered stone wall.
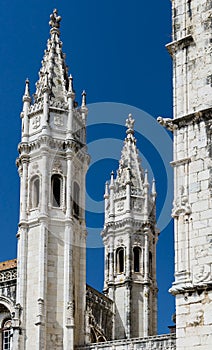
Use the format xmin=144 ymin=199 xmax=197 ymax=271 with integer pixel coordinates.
xmin=168 ymin=0 xmax=212 ymax=349
xmin=168 ymin=0 xmax=212 ymax=119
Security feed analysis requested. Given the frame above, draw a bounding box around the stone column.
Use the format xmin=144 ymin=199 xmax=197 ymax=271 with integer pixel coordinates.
xmin=143 ymin=228 xmax=149 ymax=337
xmin=64 ymin=153 xmax=74 ymax=350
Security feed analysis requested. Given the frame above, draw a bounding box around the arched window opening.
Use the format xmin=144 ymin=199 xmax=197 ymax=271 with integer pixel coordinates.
xmin=116 ymin=248 xmax=124 ymax=273
xmin=149 ymin=251 xmax=152 ymax=276
xmin=52 ymin=174 xmax=62 ymax=207
xmin=2 ymin=319 xmax=12 ymax=350
xmin=31 ymin=177 xmax=40 ymax=208
xmin=133 ymin=247 xmax=141 ymax=272
xmin=73 ymin=182 xmax=80 ymax=218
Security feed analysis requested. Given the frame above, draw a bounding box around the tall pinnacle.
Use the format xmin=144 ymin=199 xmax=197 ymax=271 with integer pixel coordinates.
xmin=116 ymin=114 xmax=144 ymax=189
xmin=33 ymin=9 xmax=70 ymax=106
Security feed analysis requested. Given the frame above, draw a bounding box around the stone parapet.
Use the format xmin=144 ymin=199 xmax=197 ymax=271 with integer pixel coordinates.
xmin=77 ymin=334 xmax=176 ymax=350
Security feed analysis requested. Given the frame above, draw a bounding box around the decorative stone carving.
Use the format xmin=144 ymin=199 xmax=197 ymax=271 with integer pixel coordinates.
xmin=67 ymin=300 xmax=75 ymax=319
xmin=157 ymin=116 xmax=177 ymax=131
xmin=32 ymin=115 xmax=41 ymax=129
xmin=133 ymin=199 xmax=142 ymax=211
xmin=54 ymin=115 xmax=64 ymax=127
xmin=49 ymin=9 xmax=61 ymax=29
xmin=172 ymin=185 xmax=191 ymax=217
xmin=117 ymin=201 xmax=124 ymax=212
xmin=193 ymin=264 xmax=211 ymax=284
xmin=52 ymin=159 xmax=63 ymax=173
xmin=0 ymin=269 xmax=17 ymax=283
xmin=195 ymin=246 xmax=208 ymax=259
xmin=11 ymin=303 xmax=22 ymax=329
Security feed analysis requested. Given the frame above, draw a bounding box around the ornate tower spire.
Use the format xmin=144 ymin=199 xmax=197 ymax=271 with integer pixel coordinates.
xmin=116 ymin=114 xmax=144 ymax=191
xmin=33 ymin=9 xmax=69 ymax=107
xmin=14 ymin=10 xmax=89 ymax=350
xmin=102 ymin=115 xmax=159 ymax=340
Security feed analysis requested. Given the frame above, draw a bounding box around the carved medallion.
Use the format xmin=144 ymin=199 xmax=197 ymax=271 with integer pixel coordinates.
xmin=54 ymin=115 xmax=64 ymax=127
xmin=193 ymin=264 xmax=211 ymax=284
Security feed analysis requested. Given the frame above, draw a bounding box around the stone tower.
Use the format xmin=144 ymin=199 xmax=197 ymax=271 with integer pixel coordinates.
xmin=163 ymin=0 xmax=212 ymax=349
xmin=13 ymin=10 xmax=89 ymax=350
xmin=102 ymin=114 xmax=159 ymax=340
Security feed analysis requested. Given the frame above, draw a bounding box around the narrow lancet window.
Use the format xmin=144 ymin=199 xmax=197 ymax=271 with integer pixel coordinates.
xmin=52 ymin=174 xmax=62 ymax=207
xmin=2 ymin=319 xmax=12 ymax=350
xmin=73 ymin=181 xmax=80 ymax=218
xmin=116 ymin=247 xmax=124 ymax=273
xmin=149 ymin=251 xmax=152 ymax=276
xmin=133 ymin=247 xmax=141 ymax=272
xmin=31 ymin=177 xmax=40 ymax=208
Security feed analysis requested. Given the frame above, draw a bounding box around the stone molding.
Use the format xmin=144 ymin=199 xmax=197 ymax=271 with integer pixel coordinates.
xmin=158 ymin=108 xmax=212 ymax=132
xmin=166 ymin=34 xmax=194 ymax=57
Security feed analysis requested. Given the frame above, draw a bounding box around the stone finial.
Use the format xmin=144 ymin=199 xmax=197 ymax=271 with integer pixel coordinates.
xmin=49 ymin=9 xmax=61 ymax=29
xmin=152 ymin=178 xmax=157 ymax=198
xmin=81 ymin=90 xmax=87 ymax=107
xmin=144 ymin=169 xmax=149 ymax=187
xmin=104 ymin=181 xmax=109 ymax=198
xmin=110 ymin=171 xmax=114 ymax=186
xmin=23 ymin=78 xmax=31 ymax=103
xmin=68 ymin=75 xmax=75 ymax=97
xmin=126 ymin=113 xmax=135 ymax=132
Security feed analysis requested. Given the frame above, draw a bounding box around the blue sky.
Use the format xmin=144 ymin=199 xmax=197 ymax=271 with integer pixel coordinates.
xmin=0 ymin=0 xmax=174 ymax=335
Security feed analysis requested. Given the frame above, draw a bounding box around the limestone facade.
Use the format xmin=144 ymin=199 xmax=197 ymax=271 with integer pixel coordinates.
xmin=162 ymin=0 xmax=212 ymax=349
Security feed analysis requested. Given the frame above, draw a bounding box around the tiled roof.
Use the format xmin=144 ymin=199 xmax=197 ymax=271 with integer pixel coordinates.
xmin=0 ymin=259 xmax=17 ymax=271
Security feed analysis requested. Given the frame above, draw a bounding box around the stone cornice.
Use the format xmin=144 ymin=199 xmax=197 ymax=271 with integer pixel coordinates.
xmin=18 ymin=136 xmax=88 ymax=160
xmin=166 ymin=34 xmax=194 ymax=57
xmin=169 ymin=281 xmax=212 ymax=296
xmin=101 ymin=219 xmax=155 ymax=238
xmin=170 ymin=157 xmax=191 ymax=167
xmin=158 ymin=108 xmax=212 ymax=132
xmin=173 ymin=108 xmax=212 ymax=129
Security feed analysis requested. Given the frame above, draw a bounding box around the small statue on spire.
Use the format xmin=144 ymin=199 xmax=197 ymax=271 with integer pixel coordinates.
xmin=49 ymin=9 xmax=61 ymax=29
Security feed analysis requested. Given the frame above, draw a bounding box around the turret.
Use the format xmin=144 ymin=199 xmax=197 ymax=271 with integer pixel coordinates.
xmin=14 ymin=9 xmax=89 ymax=350
xmin=102 ymin=114 xmax=159 ymax=339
